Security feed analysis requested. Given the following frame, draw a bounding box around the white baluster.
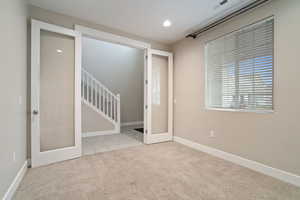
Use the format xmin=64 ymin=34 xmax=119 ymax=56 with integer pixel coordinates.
xmin=87 ymin=76 xmax=90 ymax=103
xmin=107 ymin=91 xmax=109 ymax=115
xmin=83 ymin=72 xmax=85 ymax=100
xmin=110 ymin=94 xmax=112 ymax=118
xmin=83 ymin=71 xmax=85 ymax=100
xmin=91 ymin=79 xmax=93 ymax=105
xmin=100 ymin=86 xmax=103 ymax=111
xmin=97 ymin=84 xmax=99 ymax=109
xmin=114 ymin=98 xmax=117 ymax=121
xmin=117 ymin=94 xmax=121 ymax=132
xmin=81 ymin=72 xmax=83 ymax=99
xmin=105 ymin=90 xmax=107 ymax=115
xmin=93 ymin=79 xmax=95 ymax=106
xmin=85 ymin=72 xmax=87 ymax=101
xmin=81 ymin=76 xmax=83 ymax=99
xmin=81 ymin=69 xmax=121 ymax=130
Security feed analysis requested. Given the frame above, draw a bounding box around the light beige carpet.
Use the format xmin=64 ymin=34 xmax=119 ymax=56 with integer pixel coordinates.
xmin=14 ymin=142 xmax=300 ymax=200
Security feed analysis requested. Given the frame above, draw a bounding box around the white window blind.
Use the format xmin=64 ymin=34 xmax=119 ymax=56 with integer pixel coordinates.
xmin=205 ymin=17 xmax=274 ymax=112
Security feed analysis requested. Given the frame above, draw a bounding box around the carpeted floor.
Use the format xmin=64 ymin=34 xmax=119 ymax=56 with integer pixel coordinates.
xmin=14 ymin=142 xmax=300 ymax=200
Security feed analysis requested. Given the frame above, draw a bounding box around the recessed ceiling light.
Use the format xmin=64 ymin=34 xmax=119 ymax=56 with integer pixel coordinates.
xmin=163 ymin=20 xmax=172 ymax=27
xmin=56 ymin=49 xmax=63 ymax=53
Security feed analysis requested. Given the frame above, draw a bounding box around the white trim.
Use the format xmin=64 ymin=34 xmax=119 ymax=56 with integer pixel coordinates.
xmin=33 ymin=20 xmax=77 ymax=37
xmin=82 ymin=129 xmax=119 ymax=138
xmin=146 ymin=134 xmax=173 ymax=144
xmin=205 ymin=107 xmax=274 ymax=114
xmin=174 ymin=136 xmax=300 ymax=187
xmin=150 ymin=49 xmax=172 ymax=57
xmin=143 ymin=50 xmax=148 ymax=143
xmin=31 ymin=19 xmax=82 ymax=167
xmin=74 ymin=25 xmax=151 ymax=49
xmin=145 ymin=48 xmax=152 ymax=144
xmin=3 ymin=160 xmax=28 ymax=200
xmin=75 ymin=24 xmax=150 ymax=145
xmin=121 ymin=121 xmax=144 ymax=127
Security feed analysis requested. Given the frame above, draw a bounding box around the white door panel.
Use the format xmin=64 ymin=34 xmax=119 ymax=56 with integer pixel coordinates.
xmin=144 ymin=49 xmax=173 ymax=144
xmin=31 ymin=20 xmax=82 ymax=167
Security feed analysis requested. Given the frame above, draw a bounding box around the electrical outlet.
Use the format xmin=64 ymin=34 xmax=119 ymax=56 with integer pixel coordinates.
xmin=13 ymin=152 xmax=16 ymax=162
xmin=209 ymin=130 xmax=215 ymax=138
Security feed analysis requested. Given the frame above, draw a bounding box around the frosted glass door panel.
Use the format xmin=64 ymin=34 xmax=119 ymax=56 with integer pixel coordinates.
xmin=151 ymin=55 xmax=168 ymax=134
xmin=40 ymin=30 xmax=75 ymax=152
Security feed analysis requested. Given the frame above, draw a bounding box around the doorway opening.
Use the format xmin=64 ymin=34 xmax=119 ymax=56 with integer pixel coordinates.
xmin=80 ymin=36 xmax=145 ymax=155
xmin=31 ymin=20 xmax=173 ymax=167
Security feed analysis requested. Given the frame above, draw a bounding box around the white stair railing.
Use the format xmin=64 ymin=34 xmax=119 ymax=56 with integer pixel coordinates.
xmin=81 ymin=68 xmax=120 ymax=132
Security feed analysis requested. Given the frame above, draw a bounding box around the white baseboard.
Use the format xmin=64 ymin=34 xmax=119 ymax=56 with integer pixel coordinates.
xmin=174 ymin=136 xmax=300 ymax=187
xmin=82 ymin=129 xmax=119 ymax=138
xmin=3 ymin=160 xmax=28 ymax=200
xmin=121 ymin=121 xmax=143 ymax=127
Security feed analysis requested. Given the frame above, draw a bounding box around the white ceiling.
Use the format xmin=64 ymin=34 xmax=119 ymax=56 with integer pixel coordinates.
xmin=29 ymin=0 xmax=255 ymax=44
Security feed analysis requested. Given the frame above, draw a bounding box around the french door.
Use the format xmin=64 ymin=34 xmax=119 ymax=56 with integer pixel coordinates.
xmin=144 ymin=49 xmax=173 ymax=144
xmin=31 ymin=20 xmax=81 ymax=167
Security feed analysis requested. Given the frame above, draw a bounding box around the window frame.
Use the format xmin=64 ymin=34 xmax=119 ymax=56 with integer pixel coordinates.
xmin=204 ymin=16 xmax=274 ymax=114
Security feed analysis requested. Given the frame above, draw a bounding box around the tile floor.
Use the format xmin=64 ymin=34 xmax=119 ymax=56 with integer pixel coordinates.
xmin=82 ymin=125 xmax=144 ymax=155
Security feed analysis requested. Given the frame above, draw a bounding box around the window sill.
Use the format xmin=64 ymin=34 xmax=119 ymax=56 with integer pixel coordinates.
xmin=205 ymin=107 xmax=274 ymax=114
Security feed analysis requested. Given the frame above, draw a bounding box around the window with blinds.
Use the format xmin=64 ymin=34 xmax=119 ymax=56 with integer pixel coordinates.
xmin=205 ymin=17 xmax=274 ymax=112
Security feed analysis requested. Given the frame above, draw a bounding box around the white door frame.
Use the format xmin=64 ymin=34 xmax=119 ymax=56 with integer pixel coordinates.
xmin=31 ymin=19 xmax=82 ymax=167
xmin=74 ymin=25 xmax=151 ymax=50
xmin=145 ymin=49 xmax=173 ymax=144
xmin=74 ymin=25 xmax=152 ymax=141
xmin=74 ymin=25 xmax=173 ymax=144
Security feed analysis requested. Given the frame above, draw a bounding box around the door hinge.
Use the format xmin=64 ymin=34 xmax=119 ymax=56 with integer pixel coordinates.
xmin=145 ymin=55 xmax=148 ymax=59
xmin=145 ymin=129 xmax=148 ymax=134
xmin=145 ymin=105 xmax=148 ymax=109
xmin=145 ymin=80 xmax=148 ymax=84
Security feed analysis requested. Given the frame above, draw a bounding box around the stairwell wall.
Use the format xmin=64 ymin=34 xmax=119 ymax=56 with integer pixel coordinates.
xmin=81 ymin=103 xmax=114 ymax=133
xmin=82 ymin=37 xmax=144 ymax=125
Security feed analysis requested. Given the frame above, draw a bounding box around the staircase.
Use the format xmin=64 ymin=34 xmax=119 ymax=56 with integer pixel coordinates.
xmin=81 ymin=68 xmax=121 ymax=133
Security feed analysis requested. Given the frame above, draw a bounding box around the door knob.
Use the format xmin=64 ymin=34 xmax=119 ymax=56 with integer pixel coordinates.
xmin=33 ymin=110 xmax=39 ymax=115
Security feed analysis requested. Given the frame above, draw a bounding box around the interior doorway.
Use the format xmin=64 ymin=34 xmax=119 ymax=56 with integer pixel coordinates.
xmin=30 ymin=20 xmax=174 ymax=167
xmin=76 ymin=25 xmax=174 ymax=154
xmin=80 ymin=36 xmax=145 ymax=155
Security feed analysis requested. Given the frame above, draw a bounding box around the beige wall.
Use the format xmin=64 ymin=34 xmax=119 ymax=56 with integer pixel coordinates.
xmin=172 ymin=0 xmax=300 ymax=176
xmin=29 ymin=5 xmax=170 ymax=51
xmin=83 ymin=37 xmax=144 ymax=124
xmin=82 ymin=103 xmax=114 ymax=132
xmin=0 ymin=0 xmax=28 ymax=197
